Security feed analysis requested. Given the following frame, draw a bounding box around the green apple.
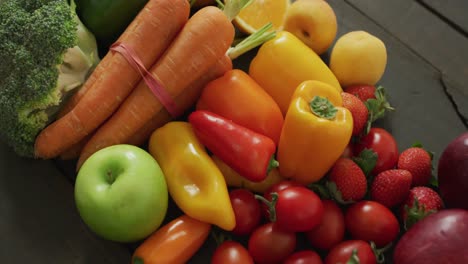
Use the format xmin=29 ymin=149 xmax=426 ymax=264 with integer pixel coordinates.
xmin=74 ymin=144 xmax=168 ymax=243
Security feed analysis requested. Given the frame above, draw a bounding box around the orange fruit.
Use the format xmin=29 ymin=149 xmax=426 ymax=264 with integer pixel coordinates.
xmin=232 ymin=0 xmax=291 ymax=34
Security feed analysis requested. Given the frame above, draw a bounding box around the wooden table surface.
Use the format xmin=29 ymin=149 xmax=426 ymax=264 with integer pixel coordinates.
xmin=1 ymin=1 xmax=466 ymax=263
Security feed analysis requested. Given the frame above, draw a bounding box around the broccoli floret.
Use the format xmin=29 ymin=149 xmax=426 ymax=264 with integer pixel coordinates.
xmin=0 ymin=0 xmax=100 ymax=157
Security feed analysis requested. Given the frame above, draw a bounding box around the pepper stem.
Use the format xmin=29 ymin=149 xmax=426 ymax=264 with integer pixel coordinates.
xmin=310 ymin=96 xmax=337 ymax=120
xmin=255 ymin=193 xmax=278 ymax=222
xmin=266 ymin=155 xmax=279 ymax=175
xmin=132 ymin=257 xmax=143 ymax=264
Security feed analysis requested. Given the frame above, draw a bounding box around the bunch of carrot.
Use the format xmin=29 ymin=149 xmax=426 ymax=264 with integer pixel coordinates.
xmin=34 ymin=0 xmax=240 ymax=168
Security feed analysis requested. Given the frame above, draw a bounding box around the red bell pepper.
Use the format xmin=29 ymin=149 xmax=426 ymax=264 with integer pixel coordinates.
xmin=188 ymin=110 xmax=278 ymax=182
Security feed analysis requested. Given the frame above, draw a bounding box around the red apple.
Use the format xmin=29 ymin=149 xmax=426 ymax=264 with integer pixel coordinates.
xmin=438 ymin=132 xmax=468 ymax=209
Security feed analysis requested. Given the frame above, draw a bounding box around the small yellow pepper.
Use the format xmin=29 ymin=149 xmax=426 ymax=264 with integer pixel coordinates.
xmin=211 ymin=155 xmax=284 ymax=194
xmin=277 ymin=80 xmax=353 ymax=185
xmin=148 ymin=122 xmax=235 ymax=231
xmin=249 ymin=31 xmax=342 ymax=115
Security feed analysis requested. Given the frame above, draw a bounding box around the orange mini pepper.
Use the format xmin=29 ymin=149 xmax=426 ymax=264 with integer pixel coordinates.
xmin=212 ymin=155 xmax=284 ymax=194
xmin=132 ymin=214 xmax=211 ymax=264
xmin=277 ymin=80 xmax=353 ymax=184
xmin=196 ymin=69 xmax=284 ymax=144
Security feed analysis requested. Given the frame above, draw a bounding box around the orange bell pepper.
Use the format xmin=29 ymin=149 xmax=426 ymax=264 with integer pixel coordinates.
xmin=196 ymin=69 xmax=284 ymax=144
xmin=277 ymin=80 xmax=353 ymax=184
xmin=132 ymin=214 xmax=211 ymax=264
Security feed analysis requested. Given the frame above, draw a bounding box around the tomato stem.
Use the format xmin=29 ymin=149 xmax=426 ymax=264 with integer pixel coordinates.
xmin=370 ymin=241 xmax=391 ymax=264
xmin=346 ymin=249 xmax=360 ymax=264
xmin=254 ymin=193 xmax=278 ymax=222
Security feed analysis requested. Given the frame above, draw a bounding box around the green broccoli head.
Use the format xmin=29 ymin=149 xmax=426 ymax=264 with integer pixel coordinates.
xmin=0 ymin=0 xmax=100 ymax=157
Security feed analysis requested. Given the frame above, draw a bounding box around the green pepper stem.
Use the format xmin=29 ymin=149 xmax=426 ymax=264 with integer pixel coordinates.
xmin=255 ymin=193 xmax=278 ymax=222
xmin=310 ymin=96 xmax=338 ymax=120
xmin=227 ymin=23 xmax=276 ymax=60
xmin=266 ymin=154 xmax=279 ymax=175
xmin=132 ymin=257 xmax=144 ymax=264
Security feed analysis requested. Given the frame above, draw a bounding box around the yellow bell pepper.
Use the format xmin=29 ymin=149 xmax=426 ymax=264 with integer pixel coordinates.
xmin=211 ymin=155 xmax=284 ymax=194
xmin=277 ymin=80 xmax=353 ymax=185
xmin=148 ymin=122 xmax=235 ymax=231
xmin=249 ymin=31 xmax=342 ymax=115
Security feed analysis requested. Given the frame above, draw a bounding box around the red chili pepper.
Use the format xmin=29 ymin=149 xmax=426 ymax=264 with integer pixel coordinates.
xmin=188 ymin=110 xmax=278 ymax=182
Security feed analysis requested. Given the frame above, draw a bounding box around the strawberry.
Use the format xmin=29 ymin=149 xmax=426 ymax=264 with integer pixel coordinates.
xmin=327 ymin=158 xmax=367 ymax=203
xmin=344 ymin=84 xmax=377 ymax=102
xmin=341 ymin=92 xmax=369 ymax=136
xmin=346 ymin=85 xmax=394 ymax=133
xmin=370 ymin=169 xmax=412 ymax=208
xmin=401 ymin=186 xmax=444 ymax=230
xmin=397 ymin=147 xmax=432 ymax=186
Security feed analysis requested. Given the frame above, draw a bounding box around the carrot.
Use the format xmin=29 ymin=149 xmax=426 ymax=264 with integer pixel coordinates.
xmin=56 ymin=71 xmax=100 ymax=119
xmin=34 ymin=0 xmax=190 ymax=159
xmin=59 ymin=137 xmax=87 ymax=160
xmin=76 ymin=6 xmax=235 ymax=168
xmin=128 ymin=55 xmax=233 ymax=147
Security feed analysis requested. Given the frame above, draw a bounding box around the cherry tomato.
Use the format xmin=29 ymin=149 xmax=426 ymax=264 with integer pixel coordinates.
xmin=354 ymin=127 xmax=399 ymax=174
xmin=340 ymin=143 xmax=354 ymax=158
xmin=325 ymin=240 xmax=376 ymax=264
xmin=306 ymin=200 xmax=345 ymax=250
xmin=345 ymin=201 xmax=400 ymax=247
xmin=284 ymin=250 xmax=323 ymax=264
xmin=273 ymin=186 xmax=324 ymax=232
xmin=211 ymin=241 xmax=254 ymax=264
xmin=229 ymin=189 xmax=261 ymax=236
xmin=248 ymin=222 xmax=297 ymax=264
xmin=262 ymin=180 xmax=301 ymax=218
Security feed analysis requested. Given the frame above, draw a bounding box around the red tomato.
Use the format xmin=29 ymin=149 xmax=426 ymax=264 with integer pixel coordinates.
xmin=211 ymin=241 xmax=254 ymax=264
xmin=262 ymin=180 xmax=302 ymax=219
xmin=274 ymin=186 xmax=324 ymax=232
xmin=306 ymin=200 xmax=345 ymax=250
xmin=229 ymin=189 xmax=261 ymax=236
xmin=284 ymin=250 xmax=323 ymax=264
xmin=340 ymin=143 xmax=354 ymax=158
xmin=345 ymin=201 xmax=400 ymax=247
xmin=354 ymin=127 xmax=399 ymax=174
xmin=248 ymin=222 xmax=297 ymax=264
xmin=325 ymin=240 xmax=376 ymax=264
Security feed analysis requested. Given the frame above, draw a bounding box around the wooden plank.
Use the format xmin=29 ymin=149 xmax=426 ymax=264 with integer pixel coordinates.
xmin=345 ymin=0 xmax=468 ymax=124
xmin=420 ymin=0 xmax=468 ymax=33
xmin=0 ymin=142 xmax=131 ymax=264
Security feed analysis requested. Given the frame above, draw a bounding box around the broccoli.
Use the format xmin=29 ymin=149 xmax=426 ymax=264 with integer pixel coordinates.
xmin=0 ymin=0 xmax=100 ymax=157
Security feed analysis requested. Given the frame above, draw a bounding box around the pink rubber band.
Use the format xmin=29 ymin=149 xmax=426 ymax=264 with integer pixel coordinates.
xmin=110 ymin=42 xmax=182 ymax=118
